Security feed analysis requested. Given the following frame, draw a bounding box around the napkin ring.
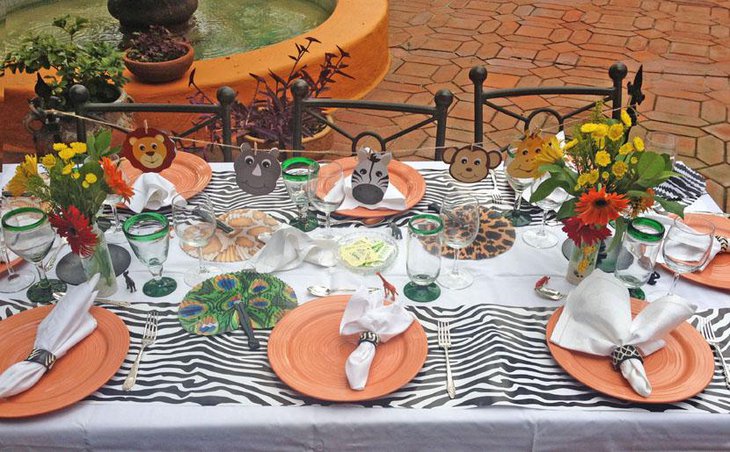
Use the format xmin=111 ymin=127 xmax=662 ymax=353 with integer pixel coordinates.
xmin=611 ymin=345 xmax=643 ymax=371
xmin=359 ymin=331 xmax=380 ymax=347
xmin=26 ymin=348 xmax=57 ymax=370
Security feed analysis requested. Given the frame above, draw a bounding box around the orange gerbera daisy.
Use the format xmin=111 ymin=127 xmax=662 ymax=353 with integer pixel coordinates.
xmin=575 ymin=187 xmax=629 ymax=226
xmin=100 ymin=157 xmax=134 ymax=201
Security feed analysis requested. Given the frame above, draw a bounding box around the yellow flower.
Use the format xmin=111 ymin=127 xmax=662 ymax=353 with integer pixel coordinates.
xmin=577 ymin=173 xmax=590 ymax=187
xmin=58 ymin=148 xmax=75 ymax=161
xmin=587 ymin=169 xmax=599 ymax=184
xmin=608 ymin=124 xmax=624 ymax=142
xmin=69 ymin=142 xmax=87 ymax=154
xmin=592 ymin=124 xmax=609 ymax=138
xmin=619 ymin=143 xmax=633 ymax=155
xmin=535 ymin=136 xmax=564 ymax=168
xmin=581 ymin=123 xmax=599 ymax=133
xmin=565 ymin=139 xmax=578 ymax=150
xmin=621 ymin=109 xmax=632 ymax=127
xmin=602 ymin=171 xmax=609 ymax=180
xmin=577 ymin=259 xmax=589 ymax=273
xmin=41 ymin=154 xmax=57 ymax=169
xmin=612 ymin=161 xmax=628 ymax=178
xmin=630 ymin=157 xmax=638 ymax=164
xmin=595 ymin=150 xmax=611 ymax=167
xmin=82 ymin=181 xmax=89 ymax=189
xmin=633 ymin=136 xmax=645 ymax=152
xmin=53 ymin=143 xmax=68 ymax=152
xmin=84 ymin=173 xmax=97 ymax=184
xmin=7 ymin=155 xmax=39 ymax=196
xmin=72 ymin=171 xmax=81 ymax=179
xmin=62 ymin=163 xmax=74 ymax=175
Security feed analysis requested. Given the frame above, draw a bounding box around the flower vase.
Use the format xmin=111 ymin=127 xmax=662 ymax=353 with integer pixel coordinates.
xmin=80 ymin=224 xmax=118 ymax=297
xmin=566 ymin=240 xmax=600 ymax=285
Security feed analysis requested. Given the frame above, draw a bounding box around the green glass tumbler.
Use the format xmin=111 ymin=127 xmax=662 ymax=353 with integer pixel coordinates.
xmin=123 ymin=212 xmax=177 ymax=297
xmin=404 ymin=214 xmax=443 ymax=302
xmin=282 ymin=157 xmax=318 ymax=232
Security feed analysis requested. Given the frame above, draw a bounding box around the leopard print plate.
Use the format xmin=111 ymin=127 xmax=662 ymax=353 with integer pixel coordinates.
xmin=181 ymin=209 xmax=280 ymax=263
xmin=426 ymin=209 xmax=516 ymax=260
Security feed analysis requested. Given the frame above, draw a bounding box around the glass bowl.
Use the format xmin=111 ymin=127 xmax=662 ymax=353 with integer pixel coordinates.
xmin=337 ymin=231 xmax=399 ymax=275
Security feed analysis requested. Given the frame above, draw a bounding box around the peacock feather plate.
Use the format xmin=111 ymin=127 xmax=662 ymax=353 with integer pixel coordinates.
xmin=178 ymin=271 xmax=298 ymax=335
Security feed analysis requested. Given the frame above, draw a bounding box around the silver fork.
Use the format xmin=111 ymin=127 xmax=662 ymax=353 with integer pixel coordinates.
xmin=437 ymin=320 xmax=456 ymax=399
xmin=123 ymin=312 xmax=159 ymax=391
xmin=700 ymin=320 xmax=730 ymax=388
xmin=489 ymin=170 xmax=504 ymax=205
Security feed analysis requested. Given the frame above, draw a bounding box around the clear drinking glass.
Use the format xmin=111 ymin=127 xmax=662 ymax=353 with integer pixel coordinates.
xmin=306 ymin=160 xmax=345 ymax=238
xmin=646 ymin=132 xmax=676 ymax=167
xmin=523 ymin=177 xmax=560 ymax=249
xmin=102 ymin=154 xmax=128 ymax=244
xmin=172 ymin=191 xmax=220 ymax=287
xmin=438 ymin=195 xmax=480 ymax=290
xmin=404 ymin=214 xmax=443 ymax=302
xmin=123 ymin=212 xmax=177 ymax=297
xmin=282 ymin=157 xmax=318 ymax=232
xmin=662 ymin=217 xmax=715 ymax=295
xmin=2 ymin=207 xmax=66 ymax=303
xmin=614 ymin=217 xmax=665 ymax=299
xmin=503 ymin=152 xmax=534 ymax=227
xmin=0 ymin=194 xmax=36 ymax=292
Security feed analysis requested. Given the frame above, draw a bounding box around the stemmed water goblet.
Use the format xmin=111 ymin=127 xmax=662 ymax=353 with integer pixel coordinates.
xmin=404 ymin=214 xmax=444 ymax=302
xmin=503 ymin=151 xmax=534 ymax=227
xmin=102 ymin=154 xmax=129 ymax=244
xmin=123 ymin=212 xmax=177 ymax=297
xmin=438 ymin=194 xmax=480 ymax=290
xmin=0 ymin=193 xmax=36 ymax=293
xmin=523 ymin=177 xmax=561 ymax=249
xmin=662 ymin=217 xmax=715 ymax=295
xmin=306 ymin=160 xmax=345 ymax=238
xmin=282 ymin=157 xmax=318 ymax=232
xmin=2 ymin=207 xmax=66 ymax=302
xmin=172 ymin=191 xmax=220 ymax=287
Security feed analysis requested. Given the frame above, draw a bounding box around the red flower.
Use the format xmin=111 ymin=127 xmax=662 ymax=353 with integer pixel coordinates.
xmin=49 ymin=206 xmax=97 ymax=257
xmin=562 ymin=217 xmax=611 ymax=246
xmin=101 ymin=157 xmax=134 ymax=201
xmin=575 ymin=187 xmax=629 ymax=226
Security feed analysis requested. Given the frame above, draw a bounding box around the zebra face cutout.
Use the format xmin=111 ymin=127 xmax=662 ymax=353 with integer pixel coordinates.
xmin=351 ymin=148 xmax=392 ymax=205
xmin=234 ymin=144 xmax=281 ymax=196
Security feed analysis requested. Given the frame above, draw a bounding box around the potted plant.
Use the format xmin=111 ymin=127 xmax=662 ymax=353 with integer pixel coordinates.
xmin=0 ymin=15 xmax=130 ymax=152
xmin=186 ymin=37 xmax=352 ymax=160
xmin=124 ymin=26 xmax=194 ymax=83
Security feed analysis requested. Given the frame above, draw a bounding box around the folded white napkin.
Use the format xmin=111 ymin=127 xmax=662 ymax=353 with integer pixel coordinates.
xmin=128 ymin=173 xmax=178 ymax=213
xmin=550 ymin=270 xmax=696 ymax=397
xmin=522 ymin=172 xmax=572 ymax=206
xmin=0 ymin=274 xmax=100 ymax=399
xmin=645 ymin=213 xmax=725 ymax=270
xmin=250 ymin=226 xmax=337 ymax=272
xmin=329 ymin=177 xmax=407 ymax=211
xmin=340 ymin=288 xmax=415 ymax=390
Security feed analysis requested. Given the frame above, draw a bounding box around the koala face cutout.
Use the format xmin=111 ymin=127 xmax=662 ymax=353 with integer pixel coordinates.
xmin=506 ymin=133 xmax=544 ymax=179
xmin=351 ymin=147 xmax=392 ymax=205
xmin=234 ymin=144 xmax=281 ymax=196
xmin=122 ymin=127 xmax=176 ymax=173
xmin=442 ymin=144 xmax=502 ymax=183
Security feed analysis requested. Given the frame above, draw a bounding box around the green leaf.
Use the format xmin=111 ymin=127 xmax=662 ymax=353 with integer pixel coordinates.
xmin=655 ymin=196 xmax=685 ymax=218
xmin=94 ymin=130 xmax=112 ymax=155
xmin=530 ymin=178 xmax=562 ymax=203
xmin=607 ymin=217 xmax=626 ymax=252
xmin=636 ymin=152 xmax=664 ymax=180
xmin=556 ymin=198 xmax=577 ymax=220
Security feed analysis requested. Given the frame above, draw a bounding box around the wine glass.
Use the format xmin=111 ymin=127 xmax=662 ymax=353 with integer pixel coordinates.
xmin=522 ymin=177 xmax=560 ymax=248
xmin=646 ymin=132 xmax=676 ymax=168
xmin=172 ymin=191 xmax=220 ymax=287
xmin=0 ymin=194 xmax=36 ymax=292
xmin=2 ymin=207 xmax=66 ymax=303
xmin=503 ymin=151 xmax=534 ymax=227
xmin=282 ymin=157 xmax=318 ymax=232
xmin=662 ymin=217 xmax=715 ymax=295
xmin=438 ymin=195 xmax=480 ymax=290
xmin=102 ymin=154 xmax=129 ymax=244
xmin=306 ymin=160 xmax=345 ymax=238
xmin=404 ymin=214 xmax=443 ymax=302
xmin=123 ymin=212 xmax=177 ymax=297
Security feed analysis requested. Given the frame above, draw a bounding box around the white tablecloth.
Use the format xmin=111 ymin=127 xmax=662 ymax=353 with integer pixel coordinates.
xmin=1 ymin=162 xmax=729 ymax=451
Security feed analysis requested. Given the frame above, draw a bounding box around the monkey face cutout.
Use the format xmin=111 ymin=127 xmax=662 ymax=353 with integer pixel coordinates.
xmin=234 ymin=144 xmax=281 ymax=196
xmin=121 ymin=127 xmax=176 ymax=173
xmin=442 ymin=144 xmax=502 ymax=183
xmin=506 ymin=133 xmax=544 ymax=179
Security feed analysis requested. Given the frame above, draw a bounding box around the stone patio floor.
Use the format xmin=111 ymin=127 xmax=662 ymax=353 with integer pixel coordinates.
xmin=333 ymin=0 xmax=730 ymax=212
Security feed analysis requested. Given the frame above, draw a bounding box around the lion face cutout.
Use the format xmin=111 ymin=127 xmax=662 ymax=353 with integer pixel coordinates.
xmin=121 ymin=127 xmax=176 ymax=173
xmin=442 ymin=144 xmax=502 ymax=183
xmin=234 ymin=144 xmax=281 ymax=196
xmin=506 ymin=133 xmax=544 ymax=179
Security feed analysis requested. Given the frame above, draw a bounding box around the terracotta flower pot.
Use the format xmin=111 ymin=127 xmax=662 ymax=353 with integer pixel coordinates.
xmin=124 ymin=42 xmax=195 ymax=84
xmin=240 ymin=114 xmax=336 ymax=159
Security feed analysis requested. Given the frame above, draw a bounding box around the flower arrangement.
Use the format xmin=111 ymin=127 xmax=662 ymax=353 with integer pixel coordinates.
xmin=7 ymin=130 xmax=133 ymax=257
xmin=530 ymin=106 xmax=683 ymax=250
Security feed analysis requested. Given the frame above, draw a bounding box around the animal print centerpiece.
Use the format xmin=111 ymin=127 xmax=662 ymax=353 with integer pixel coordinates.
xmin=351 ymin=147 xmax=392 ymax=205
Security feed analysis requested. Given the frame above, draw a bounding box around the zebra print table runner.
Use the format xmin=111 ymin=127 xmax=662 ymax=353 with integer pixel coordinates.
xmin=3 ymin=298 xmax=726 ymax=412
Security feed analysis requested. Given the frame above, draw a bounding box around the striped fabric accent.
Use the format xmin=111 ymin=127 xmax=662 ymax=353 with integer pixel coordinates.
xmin=2 ymin=298 xmax=727 ymax=412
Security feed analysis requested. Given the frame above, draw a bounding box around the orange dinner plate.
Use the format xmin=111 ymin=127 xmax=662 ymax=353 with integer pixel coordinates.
xmin=0 ymin=306 xmax=130 ymax=418
xmin=121 ymin=151 xmax=212 ymax=201
xmin=332 ymin=157 xmax=426 ymax=218
xmin=546 ymin=298 xmax=714 ymax=404
xmin=670 ymin=213 xmax=730 ymax=290
xmin=268 ymin=295 xmax=428 ymax=402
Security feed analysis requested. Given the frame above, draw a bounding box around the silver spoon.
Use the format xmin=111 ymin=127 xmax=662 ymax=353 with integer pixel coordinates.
xmin=52 ymin=290 xmax=131 ymax=308
xmin=307 ymin=285 xmax=379 ymax=297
